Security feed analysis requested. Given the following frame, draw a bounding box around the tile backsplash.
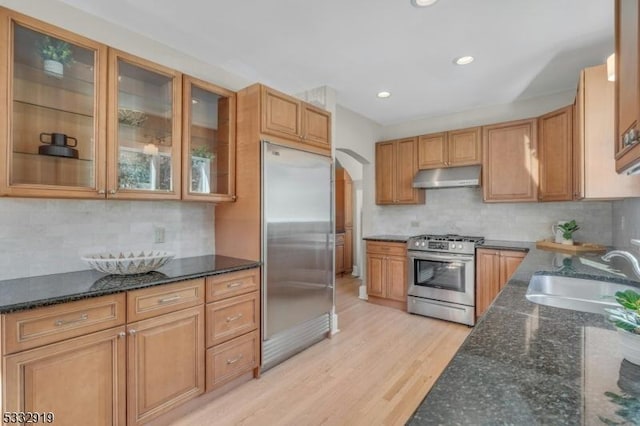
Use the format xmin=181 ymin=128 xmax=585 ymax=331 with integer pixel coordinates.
xmin=370 ymin=187 xmax=613 ymax=244
xmin=0 ymin=199 xmax=214 ymax=280
xmin=613 ymin=198 xmax=640 ymax=249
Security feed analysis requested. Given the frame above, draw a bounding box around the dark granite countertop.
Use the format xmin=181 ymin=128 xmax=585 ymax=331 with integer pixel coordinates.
xmin=409 ymin=244 xmax=640 ymax=425
xmin=363 ymin=234 xmax=412 ymax=243
xmin=0 ymin=255 xmax=260 ymax=314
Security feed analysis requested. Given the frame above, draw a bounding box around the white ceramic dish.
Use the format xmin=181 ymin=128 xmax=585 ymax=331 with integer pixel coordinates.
xmin=81 ymin=250 xmax=175 ymax=275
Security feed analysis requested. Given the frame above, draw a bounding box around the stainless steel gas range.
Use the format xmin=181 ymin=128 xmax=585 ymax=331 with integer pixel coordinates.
xmin=407 ymin=234 xmax=484 ymax=326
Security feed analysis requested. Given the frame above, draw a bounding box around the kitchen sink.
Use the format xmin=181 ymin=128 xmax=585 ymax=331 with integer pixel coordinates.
xmin=525 ymin=274 xmax=638 ymax=314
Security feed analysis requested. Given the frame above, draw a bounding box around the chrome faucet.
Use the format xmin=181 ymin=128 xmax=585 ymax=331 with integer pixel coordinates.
xmin=602 ymin=239 xmax=640 ymax=279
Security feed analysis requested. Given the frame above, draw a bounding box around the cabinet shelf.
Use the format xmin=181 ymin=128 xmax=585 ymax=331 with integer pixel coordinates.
xmin=13 ymin=150 xmax=93 ymax=163
xmin=14 ymin=61 xmax=95 ymax=97
xmin=14 ymin=99 xmax=93 ymax=119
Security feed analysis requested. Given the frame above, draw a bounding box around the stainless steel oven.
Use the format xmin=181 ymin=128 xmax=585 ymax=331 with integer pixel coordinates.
xmin=406 ymin=234 xmax=483 ymax=326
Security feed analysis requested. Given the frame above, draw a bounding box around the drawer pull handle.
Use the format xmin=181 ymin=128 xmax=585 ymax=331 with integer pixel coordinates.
xmin=55 ymin=313 xmax=88 ymax=327
xmin=227 ymin=282 xmax=243 ymax=288
xmin=226 ymin=354 xmax=243 ymax=365
xmin=158 ymin=295 xmax=181 ymax=304
xmin=226 ymin=313 xmax=243 ymax=323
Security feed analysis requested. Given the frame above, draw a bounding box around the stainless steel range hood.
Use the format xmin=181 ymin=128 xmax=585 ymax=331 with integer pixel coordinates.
xmin=412 ymin=165 xmax=481 ymax=189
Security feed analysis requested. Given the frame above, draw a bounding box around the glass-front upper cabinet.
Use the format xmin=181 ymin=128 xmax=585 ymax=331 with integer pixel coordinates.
xmin=182 ymin=76 xmax=236 ymax=202
xmin=107 ymin=49 xmax=182 ymax=199
xmin=0 ymin=10 xmax=107 ymax=198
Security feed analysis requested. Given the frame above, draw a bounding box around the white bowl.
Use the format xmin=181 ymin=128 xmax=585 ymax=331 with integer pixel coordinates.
xmin=81 ymin=250 xmax=175 ymax=275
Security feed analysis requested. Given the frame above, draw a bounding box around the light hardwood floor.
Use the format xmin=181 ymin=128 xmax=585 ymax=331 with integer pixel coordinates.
xmin=168 ymin=276 xmax=470 ymax=426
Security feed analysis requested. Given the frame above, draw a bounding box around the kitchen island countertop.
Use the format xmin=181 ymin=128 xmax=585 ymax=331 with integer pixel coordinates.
xmin=409 ymin=243 xmax=640 ymax=425
xmin=0 ymin=255 xmax=260 ymax=313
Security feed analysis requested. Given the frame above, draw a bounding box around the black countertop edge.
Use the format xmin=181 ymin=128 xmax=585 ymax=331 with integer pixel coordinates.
xmin=478 ymin=239 xmax=534 ymax=251
xmin=0 ymin=255 xmax=261 ymax=314
xmin=363 ymin=235 xmax=412 ymax=243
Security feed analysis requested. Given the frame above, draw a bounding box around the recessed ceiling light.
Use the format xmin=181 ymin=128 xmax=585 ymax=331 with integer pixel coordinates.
xmin=377 ymin=91 xmax=391 ymax=99
xmin=454 ymin=56 xmax=474 ymax=65
xmin=411 ymin=0 xmax=439 ymax=6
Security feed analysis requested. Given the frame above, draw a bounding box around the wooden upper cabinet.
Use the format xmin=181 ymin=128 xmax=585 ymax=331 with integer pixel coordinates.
xmin=482 ymin=119 xmax=538 ymax=202
xmin=0 ymin=9 xmax=108 ymax=198
xmin=260 ymin=85 xmax=331 ymax=153
xmin=182 ymin=75 xmax=236 ymax=202
xmin=376 ymin=138 xmax=424 ymax=205
xmin=448 ymin=127 xmax=482 ymax=166
xmin=538 ymin=106 xmax=573 ymax=201
xmin=375 ymin=141 xmax=396 ymax=204
xmin=418 ymin=133 xmax=447 ymax=169
xmin=396 ymin=138 xmax=420 ymax=203
xmin=417 ymin=127 xmax=481 ymax=170
xmin=107 ymin=49 xmax=182 ymax=200
xmin=576 ymin=64 xmax=640 ymax=199
xmin=262 ymin=86 xmax=301 ymax=140
xmin=615 ymin=0 xmax=640 ymax=173
xmin=302 ymin=103 xmax=331 ymax=149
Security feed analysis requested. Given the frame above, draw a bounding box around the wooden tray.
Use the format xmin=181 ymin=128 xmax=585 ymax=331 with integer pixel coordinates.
xmin=536 ymin=239 xmax=607 ymax=254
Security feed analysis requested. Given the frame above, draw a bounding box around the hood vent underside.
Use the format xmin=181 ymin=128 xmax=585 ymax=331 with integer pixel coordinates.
xmin=412 ymin=165 xmax=481 ymax=189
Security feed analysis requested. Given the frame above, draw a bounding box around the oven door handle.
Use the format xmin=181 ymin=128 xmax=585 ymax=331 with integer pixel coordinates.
xmin=408 ymin=252 xmax=474 ymax=262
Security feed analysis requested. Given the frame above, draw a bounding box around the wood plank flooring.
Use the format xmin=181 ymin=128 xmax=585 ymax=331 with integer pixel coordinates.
xmin=169 ymin=276 xmax=470 ymax=426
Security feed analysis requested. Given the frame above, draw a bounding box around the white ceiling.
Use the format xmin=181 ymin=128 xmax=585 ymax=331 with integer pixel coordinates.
xmin=57 ymin=0 xmax=613 ymax=126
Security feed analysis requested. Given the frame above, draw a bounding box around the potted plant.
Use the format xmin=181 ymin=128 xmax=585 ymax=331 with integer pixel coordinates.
xmin=557 ymin=219 xmax=580 ymax=245
xmin=606 ymin=289 xmax=640 ymax=365
xmin=191 ymin=146 xmax=215 ymax=193
xmin=37 ymin=36 xmax=74 ymax=78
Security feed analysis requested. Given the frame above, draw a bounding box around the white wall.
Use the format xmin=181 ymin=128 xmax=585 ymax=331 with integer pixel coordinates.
xmin=0 ymin=199 xmax=214 ymax=280
xmin=0 ymin=0 xmax=250 ymax=91
xmin=334 ymin=105 xmax=382 ymax=276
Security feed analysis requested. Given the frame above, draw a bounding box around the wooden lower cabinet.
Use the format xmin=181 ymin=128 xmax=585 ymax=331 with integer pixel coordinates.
xmin=205 ymin=267 xmax=260 ymax=392
xmin=335 ymin=232 xmax=345 ymax=275
xmin=1 ymin=271 xmax=263 ymax=425
xmin=127 ymin=305 xmax=205 ymax=425
xmin=475 ymin=249 xmax=526 ymax=318
xmin=3 ymin=326 xmax=127 ymax=426
xmin=366 ymin=241 xmax=407 ymax=310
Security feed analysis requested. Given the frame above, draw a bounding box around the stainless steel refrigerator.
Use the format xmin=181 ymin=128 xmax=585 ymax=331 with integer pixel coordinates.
xmin=261 ymin=141 xmax=334 ymax=371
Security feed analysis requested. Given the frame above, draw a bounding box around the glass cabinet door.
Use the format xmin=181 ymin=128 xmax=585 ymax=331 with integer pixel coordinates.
xmin=107 ymin=49 xmax=181 ymax=199
xmin=1 ymin=11 xmax=107 ymax=197
xmin=182 ymin=76 xmax=236 ymax=202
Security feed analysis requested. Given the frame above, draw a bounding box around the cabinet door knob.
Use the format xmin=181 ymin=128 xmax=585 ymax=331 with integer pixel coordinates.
xmin=129 ymin=329 xmax=136 ymax=335
xmin=109 ymin=189 xmax=116 ymax=195
xmin=118 ymin=332 xmax=126 ymax=338
xmin=98 ymin=189 xmax=105 ymax=195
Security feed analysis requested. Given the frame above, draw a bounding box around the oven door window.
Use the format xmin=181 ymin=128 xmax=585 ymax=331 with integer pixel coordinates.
xmin=414 ymin=258 xmax=466 ymax=293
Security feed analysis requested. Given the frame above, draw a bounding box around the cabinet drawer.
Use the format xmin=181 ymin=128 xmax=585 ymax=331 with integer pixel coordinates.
xmin=366 ymin=241 xmax=406 ymax=257
xmin=206 ymin=292 xmax=259 ymax=347
xmin=127 ymin=279 xmax=204 ymax=322
xmin=206 ymin=330 xmax=259 ymax=391
xmin=2 ymin=294 xmax=126 ymax=355
xmin=206 ymin=268 xmax=259 ymax=302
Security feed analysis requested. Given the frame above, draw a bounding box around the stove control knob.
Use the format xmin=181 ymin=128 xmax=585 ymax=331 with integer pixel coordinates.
xmin=450 ymin=243 xmax=455 ymax=249
xmin=414 ymin=241 xmax=420 ymax=247
xmin=420 ymin=241 xmax=426 ymax=247
xmin=458 ymin=244 xmax=463 ymax=249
